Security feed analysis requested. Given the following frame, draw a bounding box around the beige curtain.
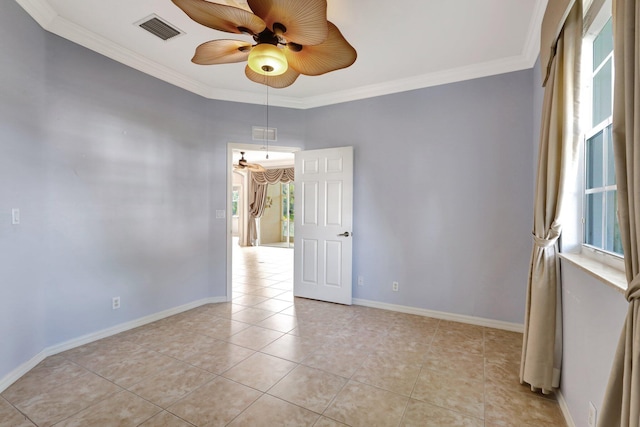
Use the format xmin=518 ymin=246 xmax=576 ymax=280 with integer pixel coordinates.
xmin=540 ymin=0 xmax=575 ymax=85
xmin=520 ymin=2 xmax=582 ymax=393
xmin=597 ymin=0 xmax=640 ymax=425
xmin=242 ymin=168 xmax=294 ymax=247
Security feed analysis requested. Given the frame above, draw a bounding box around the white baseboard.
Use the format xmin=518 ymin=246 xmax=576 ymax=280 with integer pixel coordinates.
xmin=0 ymin=297 xmax=225 ymax=393
xmin=353 ymin=298 xmax=524 ymax=333
xmin=44 ymin=297 xmax=226 ymax=356
xmin=2 ymin=297 xmax=523 ymax=394
xmin=557 ymin=390 xmax=576 ymax=427
xmin=353 ymin=299 xmax=578 ymax=423
xmin=0 ymin=350 xmax=48 ymax=396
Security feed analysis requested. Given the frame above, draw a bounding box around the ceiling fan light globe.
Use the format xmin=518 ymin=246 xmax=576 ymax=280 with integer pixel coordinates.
xmin=248 ymin=44 xmax=288 ymax=76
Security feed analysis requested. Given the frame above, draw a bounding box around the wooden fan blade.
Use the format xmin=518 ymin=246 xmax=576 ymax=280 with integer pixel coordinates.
xmin=245 ymin=65 xmax=300 ymax=88
xmin=192 ymin=39 xmax=252 ymax=65
xmin=285 ymin=22 xmax=356 ymax=76
xmin=247 ymin=0 xmax=328 ymax=46
xmin=172 ymin=0 xmax=265 ymax=35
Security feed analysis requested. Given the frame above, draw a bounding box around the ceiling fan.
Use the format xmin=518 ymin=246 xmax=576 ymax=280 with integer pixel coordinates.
xmin=171 ymin=0 xmax=357 ymax=88
xmin=234 ymin=151 xmax=266 ymax=172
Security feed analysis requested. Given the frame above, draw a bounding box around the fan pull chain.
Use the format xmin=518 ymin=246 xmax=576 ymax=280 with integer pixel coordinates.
xmin=265 ymin=77 xmax=270 ymax=160
xmin=262 ymin=72 xmax=270 ymax=160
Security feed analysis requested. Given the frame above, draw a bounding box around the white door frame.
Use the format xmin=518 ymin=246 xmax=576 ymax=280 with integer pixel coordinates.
xmin=226 ymin=143 xmax=301 ymax=301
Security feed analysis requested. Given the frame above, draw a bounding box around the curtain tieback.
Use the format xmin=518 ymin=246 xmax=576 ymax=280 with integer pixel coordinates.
xmin=625 ymin=274 xmax=640 ymax=302
xmin=532 ymin=222 xmax=562 ymax=248
xmin=532 ymin=232 xmax=560 ymax=248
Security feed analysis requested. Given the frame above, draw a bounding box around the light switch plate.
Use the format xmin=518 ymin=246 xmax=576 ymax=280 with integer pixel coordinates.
xmin=11 ymin=208 xmax=20 ymax=225
xmin=216 ymin=210 xmax=226 ymax=219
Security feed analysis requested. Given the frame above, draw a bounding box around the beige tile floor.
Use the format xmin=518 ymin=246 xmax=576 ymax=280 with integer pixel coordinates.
xmin=0 ymin=244 xmax=567 ymax=426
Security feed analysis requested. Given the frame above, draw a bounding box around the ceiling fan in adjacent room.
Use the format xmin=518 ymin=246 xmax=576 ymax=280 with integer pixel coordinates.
xmin=234 ymin=151 xmax=266 ymax=172
xmin=171 ymin=0 xmax=357 ymax=88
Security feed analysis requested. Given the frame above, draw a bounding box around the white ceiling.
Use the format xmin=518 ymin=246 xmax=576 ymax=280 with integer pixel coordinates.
xmin=16 ymin=0 xmax=546 ymax=109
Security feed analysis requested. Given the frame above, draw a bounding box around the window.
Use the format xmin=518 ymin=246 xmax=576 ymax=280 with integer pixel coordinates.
xmin=583 ymin=16 xmax=622 ymax=256
xmin=281 ymin=183 xmax=294 ymax=242
xmin=232 ymin=186 xmax=240 ymax=217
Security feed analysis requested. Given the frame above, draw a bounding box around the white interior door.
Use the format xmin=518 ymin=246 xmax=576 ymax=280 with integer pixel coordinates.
xmin=294 ymin=146 xmax=353 ymax=305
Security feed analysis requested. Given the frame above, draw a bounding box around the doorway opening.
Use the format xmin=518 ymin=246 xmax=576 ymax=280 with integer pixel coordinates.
xmin=226 ymin=143 xmax=299 ymax=302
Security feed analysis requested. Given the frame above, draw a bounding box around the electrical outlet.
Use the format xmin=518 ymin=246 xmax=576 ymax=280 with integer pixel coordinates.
xmin=392 ymin=281 xmax=399 ymax=292
xmin=588 ymin=401 xmax=597 ymax=427
xmin=358 ymin=276 xmax=364 ymax=286
xmin=112 ymin=297 xmax=121 ymax=310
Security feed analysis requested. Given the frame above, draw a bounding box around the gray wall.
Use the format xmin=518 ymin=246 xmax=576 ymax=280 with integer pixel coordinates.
xmin=0 ymin=1 xmax=304 ymax=380
xmin=3 ymin=3 xmax=629 ymax=422
xmin=3 ymin=1 xmax=580 ymax=407
xmin=304 ymin=71 xmax=535 ymax=323
xmin=560 ymin=263 xmax=627 ymax=426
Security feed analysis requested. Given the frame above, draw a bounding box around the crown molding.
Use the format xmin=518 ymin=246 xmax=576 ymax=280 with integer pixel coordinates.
xmin=523 ymin=0 xmax=546 ymax=66
xmin=300 ymin=0 xmax=546 ymax=109
xmin=300 ymin=55 xmax=535 ymax=109
xmin=16 ymin=0 xmax=56 ymax=27
xmin=17 ymin=0 xmax=545 ymax=110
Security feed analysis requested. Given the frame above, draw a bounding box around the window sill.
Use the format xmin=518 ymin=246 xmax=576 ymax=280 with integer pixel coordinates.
xmin=559 ymin=252 xmax=627 ymax=294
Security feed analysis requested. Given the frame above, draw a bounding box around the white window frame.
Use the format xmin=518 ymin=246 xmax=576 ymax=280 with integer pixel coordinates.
xmin=583 ymin=120 xmax=619 ymax=254
xmin=582 ymin=2 xmax=621 ymax=256
xmin=561 ymin=0 xmax=626 ymax=291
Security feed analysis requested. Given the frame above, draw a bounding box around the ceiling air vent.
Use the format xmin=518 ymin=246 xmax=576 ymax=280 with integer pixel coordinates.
xmin=252 ymin=126 xmax=277 ymax=142
xmin=137 ymin=15 xmax=183 ymax=41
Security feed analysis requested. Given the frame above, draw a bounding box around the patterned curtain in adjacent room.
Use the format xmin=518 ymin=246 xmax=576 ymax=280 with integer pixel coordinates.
xmin=242 ymin=168 xmax=294 ymax=247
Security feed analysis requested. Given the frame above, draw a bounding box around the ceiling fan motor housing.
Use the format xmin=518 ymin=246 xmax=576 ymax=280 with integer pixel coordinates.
xmin=171 ymin=0 xmax=357 ymax=88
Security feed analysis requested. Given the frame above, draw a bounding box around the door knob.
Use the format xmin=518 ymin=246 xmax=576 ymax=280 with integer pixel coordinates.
xmin=337 ymin=232 xmax=351 ymax=237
